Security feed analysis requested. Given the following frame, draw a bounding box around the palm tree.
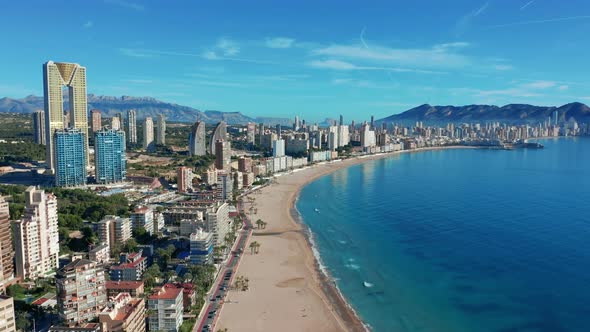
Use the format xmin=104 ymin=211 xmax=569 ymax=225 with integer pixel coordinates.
xmin=213 ymin=246 xmax=223 ymax=262
xmin=254 ymin=242 xmax=261 ymax=254
xmin=261 ymin=221 xmax=267 ymax=229
xmin=249 ymin=241 xmax=258 ymax=254
xmin=255 ymin=219 xmax=264 ymax=229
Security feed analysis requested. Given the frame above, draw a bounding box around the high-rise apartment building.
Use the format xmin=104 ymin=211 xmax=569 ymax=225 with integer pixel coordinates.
xmin=209 ymin=121 xmax=227 ymax=155
xmin=99 ymin=293 xmax=145 ymax=332
xmin=143 ymin=117 xmax=154 ymax=151
xmin=238 ymin=157 xmax=252 ymax=173
xmin=147 ymin=285 xmax=183 ymax=332
xmin=205 ymin=202 xmax=231 ymax=246
xmin=110 ymin=252 xmax=147 ymax=282
xmin=95 ymin=129 xmax=126 ymax=184
xmin=247 ymin=122 xmax=256 ymax=144
xmin=0 ymin=197 xmax=14 ymax=283
xmin=190 ymin=230 xmax=213 ymax=265
xmin=130 ymin=206 xmax=154 ymax=235
xmin=32 ymin=110 xmax=46 ymax=145
xmin=111 ymin=116 xmax=121 ymax=131
xmin=188 ymin=121 xmax=206 ymax=156
xmin=215 ymin=140 xmax=231 ymax=172
xmin=97 ymin=216 xmax=132 ymax=250
xmin=90 ymin=109 xmax=102 ymax=133
xmin=272 ymin=139 xmax=285 ymax=157
xmin=43 ymin=61 xmax=89 ymax=172
xmin=13 ymin=187 xmax=59 ymax=280
xmin=56 ymin=259 xmax=107 ymax=326
xmin=177 ymin=167 xmax=193 ymax=193
xmin=54 ymin=128 xmax=87 ymax=187
xmin=157 ymin=114 xmax=166 ymax=145
xmin=0 ymin=296 xmax=16 ymax=332
xmin=127 ymin=110 xmax=137 ymax=144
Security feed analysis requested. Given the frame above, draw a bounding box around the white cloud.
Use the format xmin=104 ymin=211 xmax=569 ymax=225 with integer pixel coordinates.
xmin=520 ymin=0 xmax=536 ymax=10
xmin=83 ymin=21 xmax=94 ymax=28
xmin=491 ymin=15 xmax=590 ymax=28
xmin=104 ymin=0 xmax=144 ymax=11
xmin=307 ymin=59 xmax=446 ymax=74
xmin=521 ymin=80 xmax=557 ymax=89
xmin=216 ymin=38 xmax=240 ymax=56
xmin=558 ymin=85 xmax=569 ymax=91
xmin=455 ymin=2 xmax=489 ymax=36
xmin=265 ymin=37 xmax=295 ymax=49
xmin=311 ymin=43 xmax=470 ymax=68
xmin=494 ymin=64 xmax=513 ymax=71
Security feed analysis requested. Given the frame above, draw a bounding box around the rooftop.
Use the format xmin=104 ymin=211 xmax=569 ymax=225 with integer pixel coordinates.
xmin=149 ymin=285 xmax=182 ymax=300
xmin=106 ymin=280 xmax=144 ymax=290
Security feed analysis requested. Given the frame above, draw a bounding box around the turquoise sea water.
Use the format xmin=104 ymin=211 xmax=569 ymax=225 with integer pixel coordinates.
xmin=296 ymin=138 xmax=590 ymax=332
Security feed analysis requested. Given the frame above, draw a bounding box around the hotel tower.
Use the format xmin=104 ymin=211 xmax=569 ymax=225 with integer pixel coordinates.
xmin=43 ymin=61 xmax=89 ymax=172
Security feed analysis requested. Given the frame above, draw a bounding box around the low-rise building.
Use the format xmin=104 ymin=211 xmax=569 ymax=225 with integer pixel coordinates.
xmin=49 ymin=323 xmax=101 ymax=332
xmin=88 ymin=244 xmax=110 ymax=264
xmin=106 ymin=281 xmax=145 ymax=298
xmin=109 ymin=252 xmax=147 ymax=281
xmin=99 ymin=293 xmax=145 ymax=332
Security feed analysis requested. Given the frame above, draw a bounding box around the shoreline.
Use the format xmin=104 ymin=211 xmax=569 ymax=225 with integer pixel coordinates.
xmin=215 ymin=146 xmax=480 ymax=332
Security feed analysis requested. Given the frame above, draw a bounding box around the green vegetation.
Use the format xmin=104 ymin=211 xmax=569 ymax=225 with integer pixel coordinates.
xmin=179 ymin=319 xmax=196 ymax=332
xmin=0 ymin=113 xmax=34 ymax=140
xmin=0 ymin=184 xmax=27 ymax=219
xmin=0 ymin=142 xmax=46 ymax=165
xmin=49 ymin=187 xmax=131 ymax=222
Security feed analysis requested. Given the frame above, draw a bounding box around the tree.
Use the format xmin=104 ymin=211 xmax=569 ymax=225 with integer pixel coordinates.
xmin=255 ymin=219 xmax=264 ymax=229
xmin=213 ymin=246 xmax=223 ymax=262
xmin=249 ymin=241 xmax=260 ymax=255
xmin=124 ymin=238 xmax=138 ymax=253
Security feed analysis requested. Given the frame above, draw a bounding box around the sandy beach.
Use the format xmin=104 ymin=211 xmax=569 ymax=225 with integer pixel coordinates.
xmin=215 ymin=146 xmax=476 ymax=332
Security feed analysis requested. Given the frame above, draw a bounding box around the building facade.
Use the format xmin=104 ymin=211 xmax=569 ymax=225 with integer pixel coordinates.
xmin=209 ymin=121 xmax=227 ymax=155
xmin=97 ymin=216 xmax=132 ymax=249
xmin=109 ymin=252 xmax=147 ymax=282
xmin=157 ymin=114 xmax=166 ymax=145
xmin=188 ymin=121 xmax=206 ymax=156
xmin=0 ymin=295 xmax=16 ymax=332
xmin=56 ymin=259 xmax=107 ymax=326
xmin=90 ymin=110 xmax=101 ymax=133
xmin=143 ymin=117 xmax=154 ymax=152
xmin=95 ymin=129 xmax=126 ymax=184
xmin=105 ymin=281 xmax=145 ymax=298
xmin=190 ymin=230 xmax=213 ymax=265
xmin=215 ymin=140 xmax=231 ymax=172
xmin=130 ymin=206 xmax=154 ymax=235
xmin=99 ymin=293 xmax=145 ymax=332
xmin=33 ymin=110 xmax=46 ymax=145
xmin=0 ymin=197 xmax=14 ymax=284
xmin=54 ymin=128 xmax=87 ymax=187
xmin=177 ymin=167 xmax=193 ymax=193
xmin=127 ymin=110 xmax=137 ymax=144
xmin=13 ymin=187 xmax=59 ymax=280
xmin=43 ymin=61 xmax=89 ymax=172
xmin=147 ymin=286 xmax=183 ymax=332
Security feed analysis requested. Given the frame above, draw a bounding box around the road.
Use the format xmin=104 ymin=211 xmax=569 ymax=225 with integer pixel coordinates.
xmin=193 ymin=198 xmax=253 ymax=332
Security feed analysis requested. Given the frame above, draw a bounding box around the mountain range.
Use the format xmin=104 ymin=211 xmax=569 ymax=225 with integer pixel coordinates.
xmin=377 ymin=102 xmax=590 ymax=124
xmin=0 ymin=94 xmax=292 ymax=125
xmin=1 ymin=95 xmax=589 ymax=125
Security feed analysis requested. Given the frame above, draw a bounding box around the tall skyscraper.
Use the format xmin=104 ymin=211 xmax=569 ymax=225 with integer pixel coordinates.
xmin=209 ymin=121 xmax=227 ymax=154
xmin=276 ymin=124 xmax=281 ymax=137
xmin=54 ymin=128 xmax=87 ymax=187
xmin=95 ymin=129 xmax=126 ymax=184
xmin=127 ymin=110 xmax=137 ymax=144
xmin=32 ymin=110 xmax=46 ymax=145
xmin=157 ymin=114 xmax=166 ymax=145
xmin=90 ymin=109 xmax=102 ymax=133
xmin=370 ymin=115 xmax=375 ymax=130
xmin=188 ymin=121 xmax=206 ymax=156
xmin=339 ymin=114 xmax=344 ymax=126
xmin=43 ymin=61 xmax=89 ymax=172
xmin=143 ymin=117 xmax=154 ymax=151
xmin=0 ymin=197 xmax=14 ymax=283
xmin=247 ymin=122 xmax=256 ymax=144
xmin=56 ymin=259 xmax=107 ymax=326
xmin=13 ymin=187 xmax=59 ymax=280
xmin=294 ymin=116 xmax=300 ymax=131
xmin=111 ymin=116 xmax=121 ymax=131
xmin=258 ymin=123 xmax=265 ymax=145
xmin=553 ymin=110 xmax=559 ymax=125
xmin=215 ymin=140 xmax=231 ymax=172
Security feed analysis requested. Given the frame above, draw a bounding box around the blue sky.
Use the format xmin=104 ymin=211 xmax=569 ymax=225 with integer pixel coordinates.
xmin=1 ymin=0 xmax=590 ymax=122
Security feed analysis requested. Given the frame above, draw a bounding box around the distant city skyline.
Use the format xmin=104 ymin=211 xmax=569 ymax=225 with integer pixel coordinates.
xmin=2 ymin=1 xmax=590 ymax=121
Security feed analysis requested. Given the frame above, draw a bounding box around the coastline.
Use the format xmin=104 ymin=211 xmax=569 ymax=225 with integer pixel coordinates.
xmin=215 ymin=146 xmax=479 ymax=332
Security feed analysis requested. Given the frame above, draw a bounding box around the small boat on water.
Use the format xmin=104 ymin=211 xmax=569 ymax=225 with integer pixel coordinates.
xmin=314 ymin=208 xmax=320 ymax=213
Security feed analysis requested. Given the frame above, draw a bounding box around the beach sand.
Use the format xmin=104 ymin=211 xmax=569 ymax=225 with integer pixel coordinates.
xmin=215 ymin=147 xmax=476 ymax=332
